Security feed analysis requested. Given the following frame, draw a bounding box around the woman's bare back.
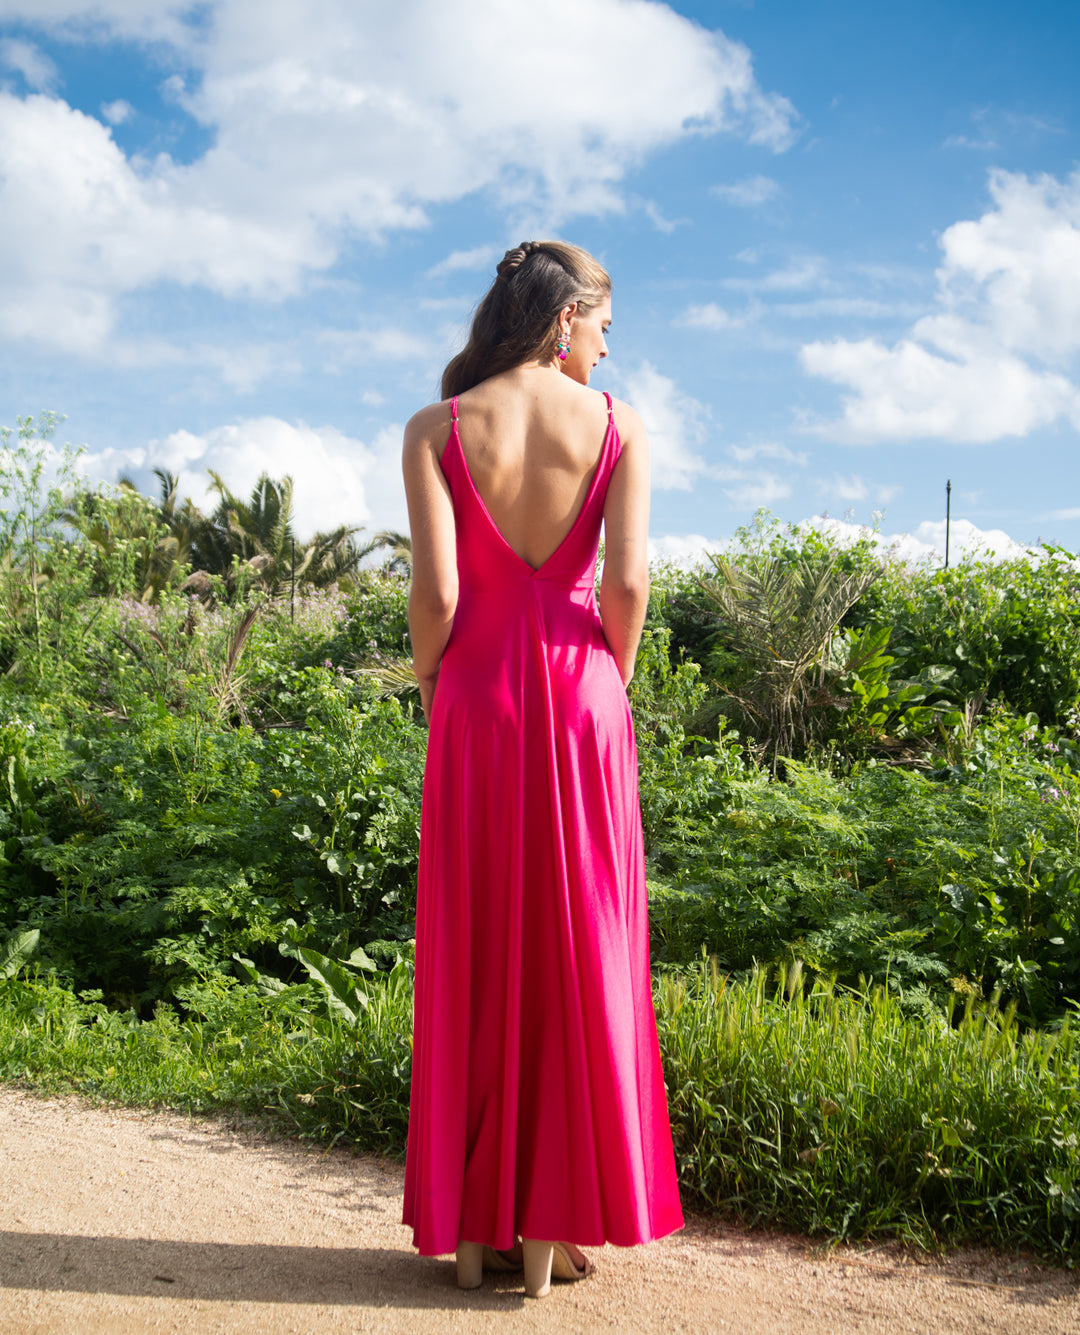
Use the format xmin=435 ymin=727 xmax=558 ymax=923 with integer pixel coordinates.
xmin=445 ymin=367 xmax=614 ymax=571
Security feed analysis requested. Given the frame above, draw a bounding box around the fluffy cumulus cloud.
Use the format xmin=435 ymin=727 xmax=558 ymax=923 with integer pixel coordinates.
xmin=803 ymin=516 xmax=1036 ymax=565
xmin=648 ymin=532 xmax=732 ymax=566
xmin=801 ymin=168 xmax=1080 ymax=443
xmin=612 ymin=360 xmax=712 ymax=490
xmin=80 ymin=416 xmax=408 ymax=536
xmin=679 ymin=301 xmax=747 ymax=331
xmin=649 ymin=515 xmax=1037 ymax=570
xmin=0 ymin=92 xmax=325 ymax=351
xmin=0 ymin=0 xmax=797 ymax=353
xmin=0 ymin=36 xmax=59 ymax=90
xmin=613 ymin=359 xmax=813 ymax=509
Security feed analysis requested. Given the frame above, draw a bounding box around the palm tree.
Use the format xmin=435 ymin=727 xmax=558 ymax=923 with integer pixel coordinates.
xmin=698 ymin=548 xmax=880 ymax=765
xmin=369 ymin=529 xmax=412 ymax=575
xmin=188 ymin=471 xmax=376 ymax=598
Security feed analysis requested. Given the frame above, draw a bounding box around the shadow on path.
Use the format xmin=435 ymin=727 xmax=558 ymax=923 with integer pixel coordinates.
xmin=0 ymin=1231 xmax=527 ymax=1312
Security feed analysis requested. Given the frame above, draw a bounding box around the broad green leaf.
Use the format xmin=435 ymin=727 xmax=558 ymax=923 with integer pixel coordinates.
xmin=1 ymin=928 xmax=39 ymax=979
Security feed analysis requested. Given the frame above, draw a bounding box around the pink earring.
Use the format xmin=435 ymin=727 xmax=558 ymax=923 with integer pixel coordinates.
xmin=556 ymin=335 xmax=570 ymax=361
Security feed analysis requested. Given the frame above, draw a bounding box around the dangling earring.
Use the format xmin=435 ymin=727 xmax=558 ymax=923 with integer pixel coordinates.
xmin=556 ymin=334 xmax=570 ymax=361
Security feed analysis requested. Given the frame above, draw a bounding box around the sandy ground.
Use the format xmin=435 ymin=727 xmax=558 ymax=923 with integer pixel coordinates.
xmin=0 ymin=1086 xmax=1076 ymax=1335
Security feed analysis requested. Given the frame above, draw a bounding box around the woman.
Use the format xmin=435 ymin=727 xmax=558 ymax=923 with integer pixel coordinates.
xmin=401 ymin=241 xmax=683 ymax=1299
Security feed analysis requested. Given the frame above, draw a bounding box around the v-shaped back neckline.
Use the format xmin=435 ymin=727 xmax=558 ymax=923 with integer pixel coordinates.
xmin=446 ymin=394 xmax=617 ymax=575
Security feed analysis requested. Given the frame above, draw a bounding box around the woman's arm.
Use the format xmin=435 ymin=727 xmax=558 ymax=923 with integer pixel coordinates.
xmin=599 ymin=400 xmax=650 ymax=687
xmin=402 ymin=405 xmax=458 ymax=721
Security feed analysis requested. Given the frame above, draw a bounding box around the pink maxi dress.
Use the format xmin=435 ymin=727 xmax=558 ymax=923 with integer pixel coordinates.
xmin=403 ymin=392 xmax=683 ymax=1255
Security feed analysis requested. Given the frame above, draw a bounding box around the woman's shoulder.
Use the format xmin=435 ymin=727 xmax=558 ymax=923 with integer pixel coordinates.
xmin=403 ymin=398 xmax=455 ymax=453
xmin=605 ymin=395 xmax=645 ymax=441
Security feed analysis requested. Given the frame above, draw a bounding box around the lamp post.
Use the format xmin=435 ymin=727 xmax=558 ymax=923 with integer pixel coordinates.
xmin=945 ymin=480 xmax=952 ymax=570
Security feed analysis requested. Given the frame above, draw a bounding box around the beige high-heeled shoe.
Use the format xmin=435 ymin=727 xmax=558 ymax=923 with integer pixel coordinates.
xmin=522 ymin=1239 xmax=593 ymax=1297
xmin=456 ymin=1239 xmax=524 ymax=1288
xmin=456 ymin=1240 xmax=484 ymax=1290
xmin=522 ymin=1239 xmax=555 ymax=1299
xmin=550 ymin=1241 xmax=593 ymax=1283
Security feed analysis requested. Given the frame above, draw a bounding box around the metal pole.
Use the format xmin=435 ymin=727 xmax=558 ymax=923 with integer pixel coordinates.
xmin=291 ymin=536 xmax=295 ymax=623
xmin=945 ymin=479 xmax=952 ymax=570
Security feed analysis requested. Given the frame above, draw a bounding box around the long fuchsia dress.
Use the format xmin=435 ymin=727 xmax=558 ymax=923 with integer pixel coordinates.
xmin=403 ymin=392 xmax=683 ymax=1255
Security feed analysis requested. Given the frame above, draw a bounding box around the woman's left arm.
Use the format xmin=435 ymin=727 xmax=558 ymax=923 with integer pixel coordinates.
xmin=403 ymin=406 xmax=458 ymax=721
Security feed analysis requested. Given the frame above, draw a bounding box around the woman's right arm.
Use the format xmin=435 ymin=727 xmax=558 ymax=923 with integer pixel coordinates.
xmin=599 ymin=401 xmax=650 ymax=687
xmin=402 ymin=405 xmax=458 ymax=721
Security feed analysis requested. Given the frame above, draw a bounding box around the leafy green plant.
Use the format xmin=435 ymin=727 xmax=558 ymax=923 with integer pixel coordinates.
xmin=696 ymin=545 xmax=880 ymax=764
xmin=831 ymin=623 xmax=956 ymax=760
xmin=658 ymin=959 xmax=1080 ymax=1257
xmin=4 ymin=960 xmax=1079 ymax=1258
xmin=0 ymin=927 xmax=38 ymax=978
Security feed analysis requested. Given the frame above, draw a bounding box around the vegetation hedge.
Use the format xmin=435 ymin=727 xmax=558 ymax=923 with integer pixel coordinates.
xmin=2 ymin=960 xmax=1078 ymax=1260
xmin=2 ymin=417 xmax=1080 ymax=1255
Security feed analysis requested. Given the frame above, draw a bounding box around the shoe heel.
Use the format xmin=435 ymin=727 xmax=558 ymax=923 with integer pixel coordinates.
xmin=522 ymin=1239 xmax=554 ymax=1299
xmin=456 ymin=1240 xmax=483 ymax=1290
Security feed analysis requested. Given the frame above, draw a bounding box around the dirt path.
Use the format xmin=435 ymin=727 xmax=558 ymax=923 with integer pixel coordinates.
xmin=0 ymin=1086 xmax=1076 ymax=1334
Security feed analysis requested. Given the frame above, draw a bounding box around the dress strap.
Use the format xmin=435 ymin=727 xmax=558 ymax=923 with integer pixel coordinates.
xmin=450 ymin=395 xmax=459 ymax=423
xmin=602 ymin=391 xmax=613 ymax=423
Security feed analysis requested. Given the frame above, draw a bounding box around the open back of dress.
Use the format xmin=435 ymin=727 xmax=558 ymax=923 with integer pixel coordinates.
xmin=403 ymin=392 xmax=683 ymax=1255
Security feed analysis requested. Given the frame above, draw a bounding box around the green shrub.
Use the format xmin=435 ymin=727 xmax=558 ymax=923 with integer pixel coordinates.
xmin=4 ymin=961 xmax=1078 ymax=1259
xmin=658 ymin=959 xmax=1080 ymax=1258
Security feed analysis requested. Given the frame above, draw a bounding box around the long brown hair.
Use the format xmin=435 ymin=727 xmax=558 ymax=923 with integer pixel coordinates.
xmin=441 ymin=241 xmax=611 ymax=399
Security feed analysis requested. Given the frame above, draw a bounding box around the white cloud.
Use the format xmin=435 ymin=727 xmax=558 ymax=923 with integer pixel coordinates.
xmin=0 ymin=91 xmax=323 ymax=352
xmin=679 ymin=301 xmax=747 ymax=331
xmin=426 ymin=245 xmax=500 ymax=279
xmin=710 ymin=174 xmax=779 ymax=207
xmin=317 ymin=326 xmax=437 ymax=367
xmin=649 ymin=516 xmax=1039 ymax=570
xmin=612 ymin=360 xmax=711 ymax=490
xmin=772 ymin=296 xmax=900 ymax=320
xmin=725 ymin=259 xmax=825 ymax=293
xmin=801 ymin=337 xmax=1078 ymax=443
xmin=723 ymin=473 xmax=791 ymax=510
xmin=943 ymin=106 xmax=1063 ymax=153
xmin=728 ymin=442 xmax=807 ymax=465
xmin=642 ymin=199 xmax=681 ymax=233
xmin=814 ymin=473 xmax=900 ymax=506
xmin=943 ymin=134 xmax=998 ymax=152
xmin=0 ymin=0 xmax=797 ymax=356
xmin=0 ymin=37 xmax=59 ymax=91
xmin=801 ymin=515 xmax=1036 ymax=566
xmin=80 ymin=416 xmax=408 ymax=536
xmin=0 ymin=1 xmax=197 ymax=45
xmin=801 ymin=168 xmax=1080 ymax=443
xmin=100 ymin=98 xmax=132 ymax=124
xmin=648 ymin=532 xmax=730 ymax=566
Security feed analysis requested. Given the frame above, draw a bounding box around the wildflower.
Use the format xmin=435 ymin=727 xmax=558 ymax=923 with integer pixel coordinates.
xmin=270 ymin=788 xmax=282 ymax=799
xmin=1041 ymin=788 xmax=1060 ymax=803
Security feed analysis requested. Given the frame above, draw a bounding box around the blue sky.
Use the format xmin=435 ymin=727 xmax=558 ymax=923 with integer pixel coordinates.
xmin=0 ymin=0 xmax=1077 ymax=563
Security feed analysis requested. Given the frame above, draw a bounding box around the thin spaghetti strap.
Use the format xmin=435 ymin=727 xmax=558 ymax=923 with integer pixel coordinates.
xmin=603 ymin=391 xmax=613 ymax=423
xmin=450 ymin=396 xmax=459 ymax=422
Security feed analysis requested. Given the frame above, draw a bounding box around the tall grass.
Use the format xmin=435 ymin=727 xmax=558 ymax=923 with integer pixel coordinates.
xmin=658 ymin=960 xmax=1080 ymax=1257
xmin=3 ymin=963 xmax=1079 ymax=1260
xmin=0 ymin=969 xmax=413 ymax=1155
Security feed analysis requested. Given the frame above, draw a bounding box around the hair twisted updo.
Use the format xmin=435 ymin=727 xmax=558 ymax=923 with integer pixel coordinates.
xmin=440 ymin=240 xmax=610 ymax=399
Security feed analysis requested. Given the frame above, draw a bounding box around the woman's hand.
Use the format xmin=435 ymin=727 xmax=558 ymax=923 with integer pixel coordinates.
xmin=417 ymin=671 xmax=438 ymax=723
